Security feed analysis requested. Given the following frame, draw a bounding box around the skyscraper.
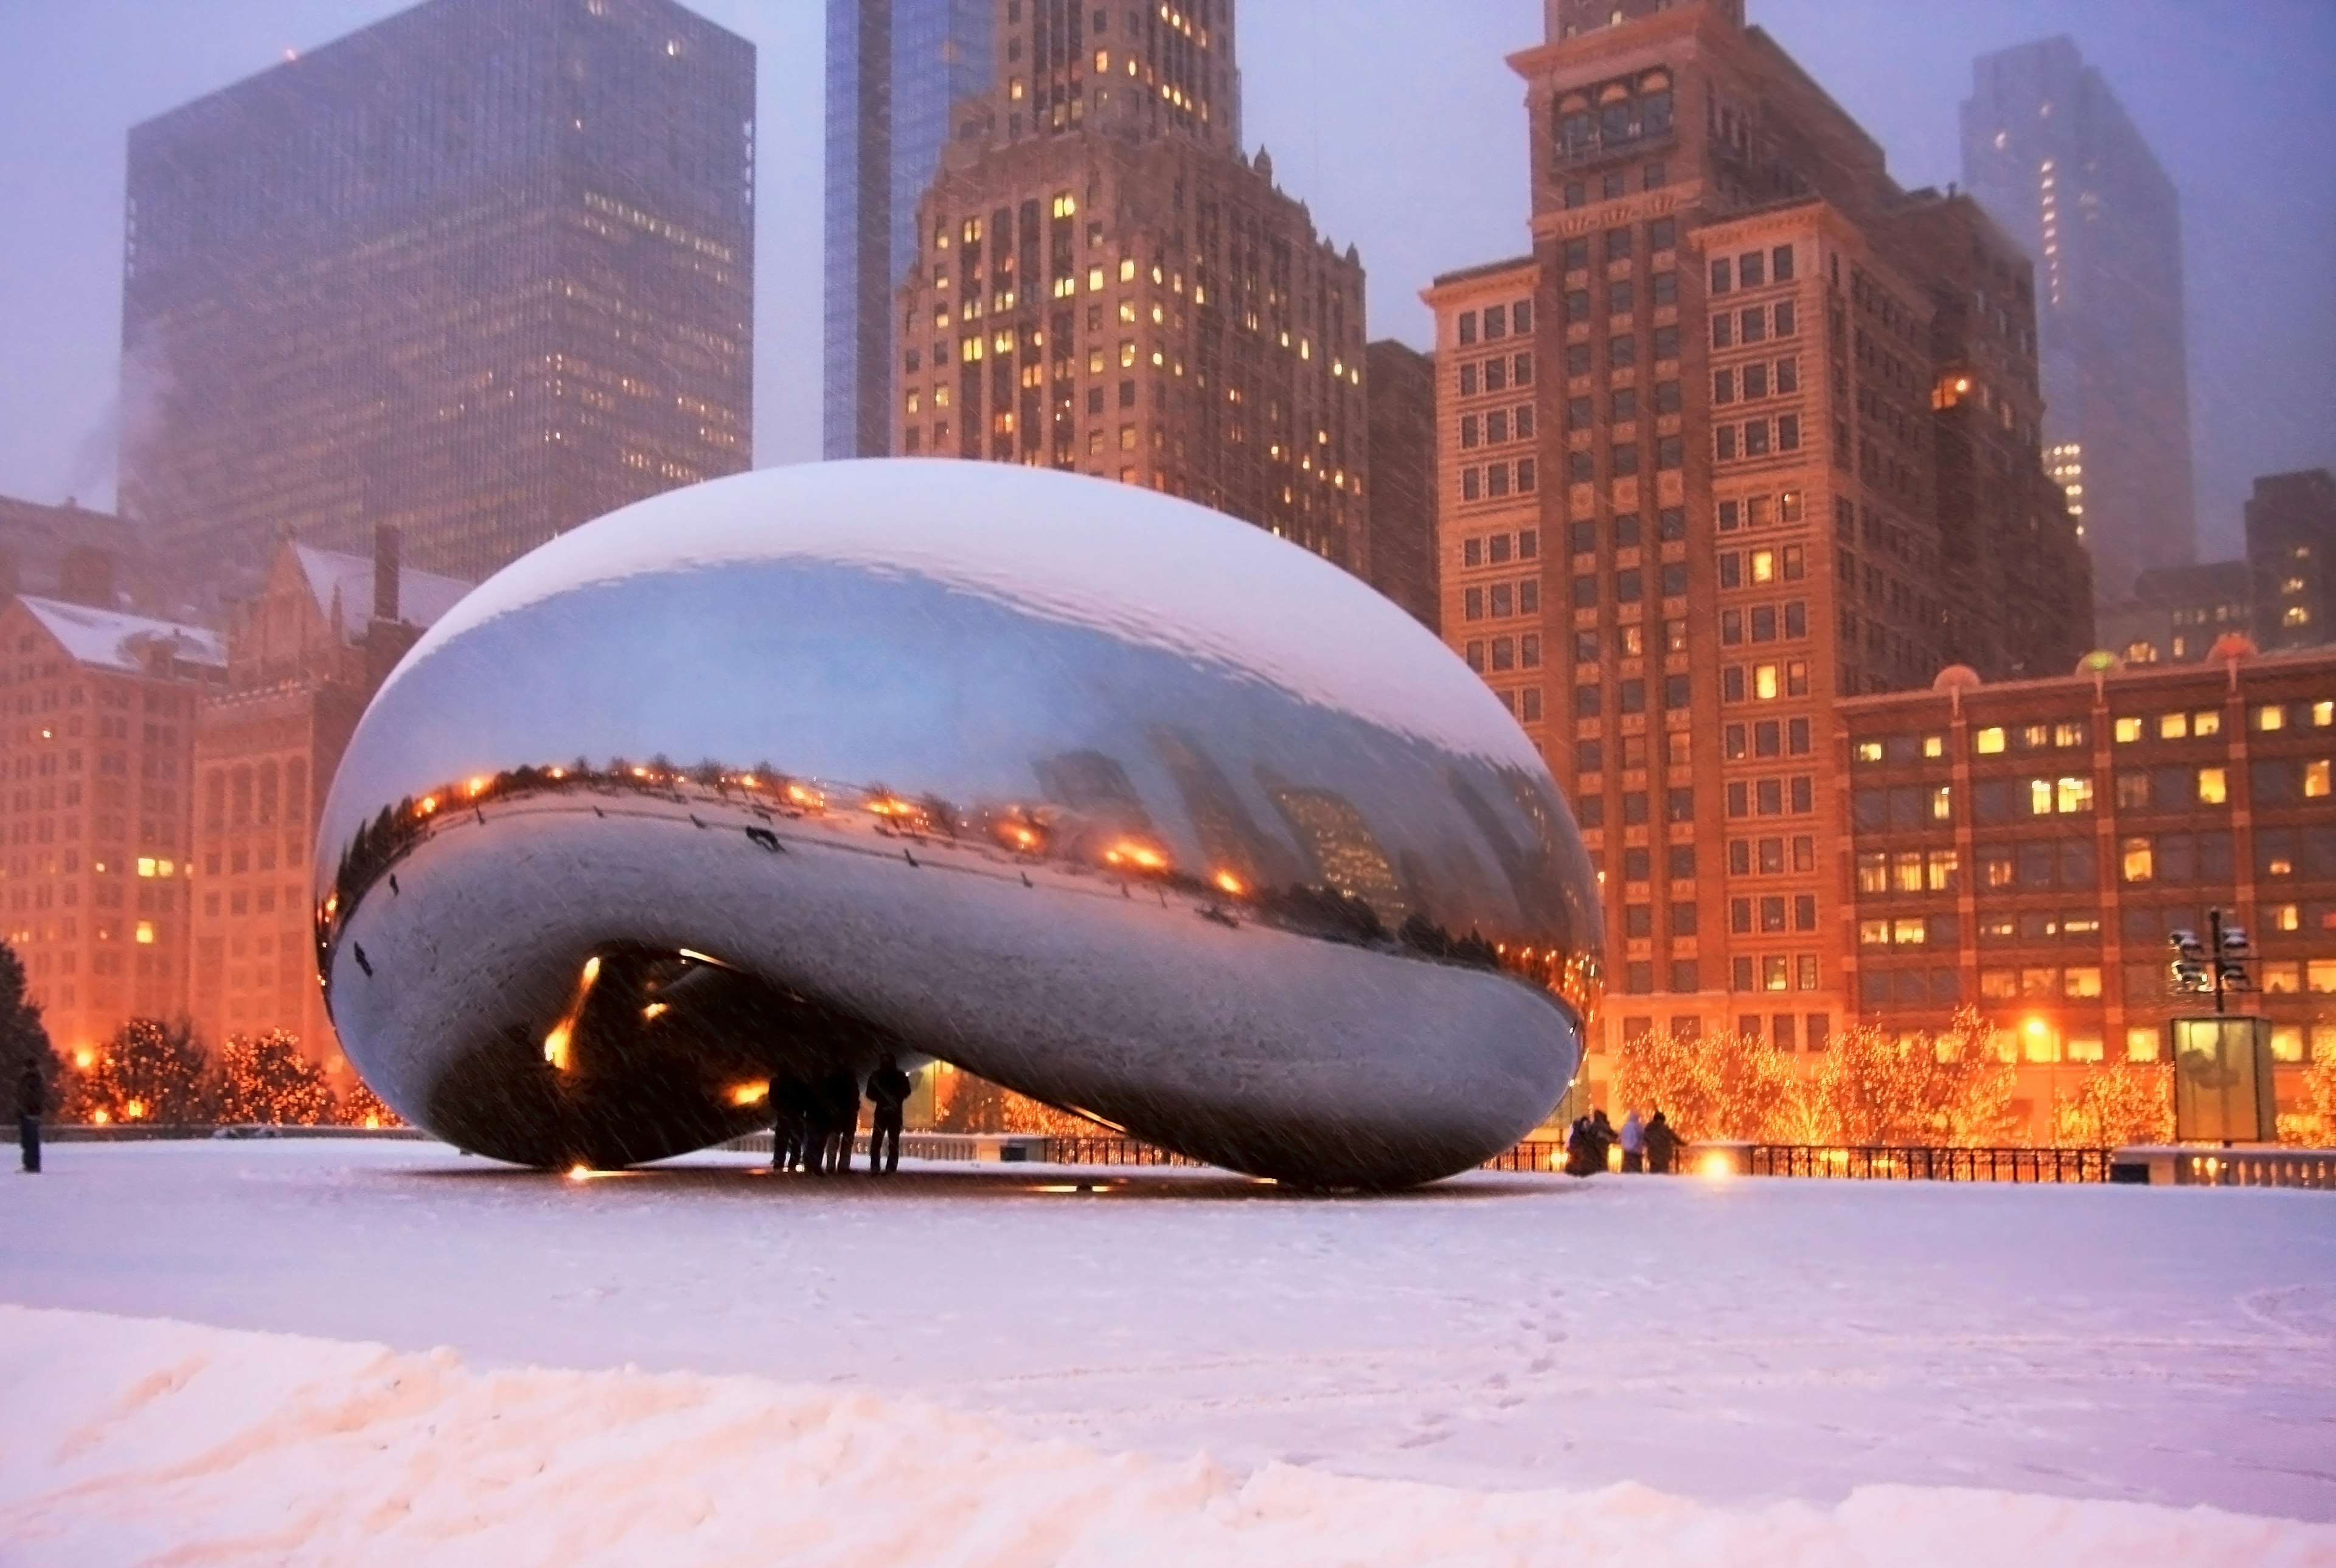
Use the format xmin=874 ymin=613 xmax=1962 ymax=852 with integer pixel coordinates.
xmin=1962 ymin=37 xmax=2195 ymax=602
xmin=824 ymin=0 xmax=996 ymax=459
xmin=889 ymin=2 xmax=1370 ymax=571
xmin=1432 ymin=0 xmax=2092 ymax=1088
xmin=2247 ymin=469 xmax=2336 ymax=652
xmin=120 ymin=0 xmax=756 ymax=593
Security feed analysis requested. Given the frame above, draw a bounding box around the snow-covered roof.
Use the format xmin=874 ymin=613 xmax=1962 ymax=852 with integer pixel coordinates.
xmin=293 ymin=545 xmax=473 ymax=635
xmin=16 ymin=595 xmax=226 ymax=674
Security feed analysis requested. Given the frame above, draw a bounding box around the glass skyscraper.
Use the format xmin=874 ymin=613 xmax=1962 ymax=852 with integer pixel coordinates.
xmin=120 ymin=0 xmax=756 ymax=592
xmin=823 ymin=0 xmax=993 ymax=460
xmin=1962 ymin=37 xmax=2196 ymax=603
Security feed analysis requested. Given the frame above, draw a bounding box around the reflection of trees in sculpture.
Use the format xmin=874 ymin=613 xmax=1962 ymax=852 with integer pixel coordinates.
xmin=931 ymin=1069 xmax=1099 ymax=1136
xmin=319 ymin=753 xmax=1599 ymax=1021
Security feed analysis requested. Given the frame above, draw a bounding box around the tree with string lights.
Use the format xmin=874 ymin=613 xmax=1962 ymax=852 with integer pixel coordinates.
xmin=1805 ymin=1010 xmax=2019 ymax=1147
xmin=217 ymin=1030 xmax=335 ymax=1126
xmin=75 ymin=1018 xmax=219 ymax=1126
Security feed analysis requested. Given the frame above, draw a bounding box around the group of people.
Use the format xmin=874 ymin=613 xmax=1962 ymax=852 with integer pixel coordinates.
xmin=1563 ymin=1106 xmax=1681 ymax=1176
xmin=770 ymin=1052 xmax=914 ymax=1176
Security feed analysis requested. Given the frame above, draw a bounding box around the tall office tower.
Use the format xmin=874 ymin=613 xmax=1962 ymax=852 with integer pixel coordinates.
xmin=1363 ymin=340 xmax=1440 ymax=630
xmin=0 ymin=597 xmax=223 ymax=1058
xmin=825 ymin=0 xmax=996 ymax=459
xmin=892 ymin=2 xmax=1369 ymax=569
xmin=1433 ymin=0 xmax=2091 ymax=1092
xmin=2248 ymin=469 xmax=2336 ymax=651
xmin=120 ymin=0 xmax=755 ymax=594
xmin=1962 ymin=37 xmax=2195 ymax=602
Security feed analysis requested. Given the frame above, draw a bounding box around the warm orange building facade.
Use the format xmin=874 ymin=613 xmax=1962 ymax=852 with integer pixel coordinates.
xmin=891 ymin=0 xmax=1370 ymax=571
xmin=189 ymin=538 xmax=471 ymax=1074
xmin=1841 ymin=647 xmax=2336 ymax=1134
xmin=1432 ymin=0 xmax=2091 ymax=1106
xmin=0 ymin=597 xmax=222 ymax=1055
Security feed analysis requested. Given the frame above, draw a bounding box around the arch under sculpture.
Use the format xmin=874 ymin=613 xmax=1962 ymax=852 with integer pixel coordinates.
xmin=315 ymin=462 xmax=1603 ymax=1188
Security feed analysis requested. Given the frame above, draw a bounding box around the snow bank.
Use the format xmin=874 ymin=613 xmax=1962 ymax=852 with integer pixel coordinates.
xmin=1 ymin=1306 xmax=2323 ymax=1568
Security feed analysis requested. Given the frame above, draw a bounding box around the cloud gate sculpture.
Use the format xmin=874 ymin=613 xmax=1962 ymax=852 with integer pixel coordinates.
xmin=315 ymin=462 xmax=1602 ymax=1188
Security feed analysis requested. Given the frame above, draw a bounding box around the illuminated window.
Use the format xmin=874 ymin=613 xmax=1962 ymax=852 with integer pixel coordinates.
xmin=1926 ymin=850 xmax=1959 ymax=891
xmin=1893 ymin=852 xmax=1924 ymax=893
xmin=1923 ymin=735 xmax=1945 ymax=759
xmin=2056 ymin=776 xmax=2092 ymax=814
xmin=1855 ymin=852 xmax=1888 ymax=893
xmin=2262 ymin=963 xmax=2301 ymax=994
xmin=2114 ymin=716 xmax=2142 ymax=743
xmin=1858 ymin=920 xmax=1889 ymax=948
xmin=134 ymin=922 xmax=155 ymax=945
xmin=1754 ymin=664 xmax=1779 ymax=700
xmin=2193 ymin=710 xmax=2222 ymax=737
xmin=2257 ymin=705 xmax=2287 ymax=732
xmin=1893 ymin=918 xmax=1927 ymax=946
xmin=2126 ymin=1027 xmax=2160 ymax=1063
xmin=1119 ymin=258 xmax=1137 ymax=283
xmin=2197 ymin=767 xmax=2227 ymax=805
xmin=2054 ymin=721 xmax=2087 ymax=748
xmin=1975 ymin=727 xmax=2006 ymax=755
xmin=1929 ymin=786 xmax=1952 ymax=821
xmin=2158 ymin=713 xmax=2187 ymax=740
xmin=2315 ymin=701 xmax=2334 ymax=727
xmin=1855 ymin=740 xmax=1883 ymax=764
xmin=2312 ymin=960 xmax=2336 ymax=995
xmin=1979 ymin=970 xmax=2017 ymax=1001
xmin=2029 ymin=779 xmax=2054 ymax=817
xmin=2272 ymin=1026 xmax=2306 ymax=1064
xmin=2065 ymin=1036 xmax=2105 ymax=1064
xmin=2121 ymin=838 xmax=2153 ymax=883
xmin=2063 ymin=966 xmax=2102 ymax=999
xmin=2306 ymin=760 xmax=2331 ymax=799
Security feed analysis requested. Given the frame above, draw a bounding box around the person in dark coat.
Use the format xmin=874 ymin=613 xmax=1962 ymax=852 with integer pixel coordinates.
xmin=1563 ymin=1114 xmax=1598 ymax=1178
xmin=1644 ymin=1109 xmax=1680 ymax=1175
xmin=17 ymin=1058 xmax=45 ymax=1174
xmin=865 ymin=1053 xmax=912 ymax=1174
xmin=770 ymin=1080 xmax=808 ymax=1173
xmin=819 ymin=1068 xmax=863 ymax=1174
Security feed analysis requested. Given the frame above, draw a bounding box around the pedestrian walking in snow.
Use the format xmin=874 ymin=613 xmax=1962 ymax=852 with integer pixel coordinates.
xmin=1619 ymin=1109 xmax=1646 ymax=1174
xmin=865 ymin=1053 xmax=912 ymax=1174
xmin=1644 ymin=1110 xmax=1680 ymax=1175
xmin=771 ymin=1080 xmax=810 ymax=1173
xmin=17 ymin=1058 xmax=44 ymax=1174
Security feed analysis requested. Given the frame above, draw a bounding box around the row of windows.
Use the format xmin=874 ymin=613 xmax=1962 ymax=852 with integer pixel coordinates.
xmin=1462 ymin=635 xmax=1542 ymax=673
xmin=1576 ymin=619 xmax=1689 ymax=665
xmin=1715 ymin=415 xmax=1804 ymax=461
xmin=1459 ymin=405 xmax=1535 ymax=449
xmin=1492 ymin=687 xmax=1545 ymax=723
xmin=1565 ymin=508 xmax=1688 ymax=555
xmin=1725 ymin=776 xmax=1816 ymax=818
xmin=1717 ymin=544 xmax=1807 ymax=588
xmin=1709 ymin=247 xmax=1798 ymax=294
xmin=1557 ymin=162 xmax=1674 ymax=211
xmin=1556 ymin=218 xmax=1682 ymax=274
xmin=1560 ymin=272 xmax=1678 ymax=322
xmin=1714 ymin=358 xmax=1799 ymax=404
xmin=1458 ymin=460 xmax=1537 ymax=503
xmin=1712 ymin=301 xmax=1798 ymax=349
xmin=1573 ymin=676 xmax=1692 ymax=717
xmin=1569 ymin=564 xmax=1689 ymax=609
xmin=1559 ymin=439 xmax=1686 ymax=483
xmin=1557 ymin=330 xmax=1685 ymax=378
xmin=1719 ymin=601 xmax=1809 ymax=646
xmin=1731 ymin=893 xmax=1821 ymax=935
xmin=1564 ymin=383 xmax=1681 ymax=427
xmin=1460 ymin=580 xmax=1540 ymax=622
xmin=1459 ymin=530 xmax=1538 ymax=569
xmin=1727 ymin=836 xmax=1819 ymax=876
xmin=1723 ymin=717 xmax=1816 ymax=760
xmin=1615 ymin=845 xmax=1701 ymax=882
xmin=1455 ymin=299 xmax=1533 ymax=345
xmin=1721 ymin=661 xmax=1812 ymax=704
xmin=1579 ymin=787 xmax=1698 ymax=831
xmin=1456 ymin=353 xmax=1533 ymax=398
xmin=1731 ymin=954 xmax=1824 ymax=993
xmin=1874 ymin=701 xmax=2336 ymax=764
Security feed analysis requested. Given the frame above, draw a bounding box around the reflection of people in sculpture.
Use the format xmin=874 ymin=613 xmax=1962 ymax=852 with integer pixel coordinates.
xmin=866 ymin=1053 xmax=912 ymax=1174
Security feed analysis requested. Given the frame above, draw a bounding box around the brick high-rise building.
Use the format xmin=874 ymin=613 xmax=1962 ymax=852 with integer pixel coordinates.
xmin=825 ymin=0 xmax=998 ymax=459
xmin=0 ymin=597 xmax=223 ymax=1056
xmin=120 ymin=0 xmax=756 ymax=595
xmin=187 ymin=534 xmax=471 ymax=1072
xmin=1962 ymin=37 xmax=2195 ymax=602
xmin=1840 ymin=647 xmax=2335 ymax=1137
xmin=1433 ymin=0 xmax=2091 ymax=1099
xmin=2247 ymin=469 xmax=2336 ymax=653
xmin=890 ymin=1 xmax=1370 ymax=569
xmin=1362 ymin=339 xmax=1440 ymax=630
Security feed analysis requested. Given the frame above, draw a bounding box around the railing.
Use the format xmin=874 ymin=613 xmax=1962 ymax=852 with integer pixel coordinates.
xmin=1038 ymin=1136 xmax=1206 ymax=1168
xmin=2114 ymin=1146 xmax=2336 ymax=1190
xmin=1745 ymin=1145 xmax=2114 ymax=1184
xmin=1482 ymin=1140 xmax=1568 ymax=1174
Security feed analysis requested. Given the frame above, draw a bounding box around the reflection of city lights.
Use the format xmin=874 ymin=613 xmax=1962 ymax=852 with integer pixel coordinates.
xmin=363 ymin=1115 xmax=382 ymax=1129
xmin=1104 ymin=842 xmax=1169 ymax=872
xmin=784 ymin=783 xmax=824 ymax=810
xmin=549 ymin=768 xmax=566 ymax=780
xmin=729 ymin=1081 xmax=770 ymax=1106
xmin=467 ymin=776 xmax=488 ymax=796
xmin=420 ymin=796 xmax=439 ymax=814
xmin=124 ymin=1099 xmax=147 ymax=1121
xmin=866 ymin=796 xmax=916 ymax=820
xmin=1214 ymin=870 xmax=1245 ymax=897
xmin=544 ymin=956 xmax=603 ymax=1072
xmin=643 ymin=1002 xmax=669 ymax=1022
xmin=91 ymin=1108 xmax=110 ymax=1125
xmin=73 ymin=1050 xmax=93 ymax=1070
xmin=568 ymin=1165 xmax=591 ymax=1181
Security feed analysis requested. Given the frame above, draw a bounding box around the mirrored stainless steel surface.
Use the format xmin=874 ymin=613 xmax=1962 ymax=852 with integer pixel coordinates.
xmin=315 ymin=461 xmax=1602 ymax=1188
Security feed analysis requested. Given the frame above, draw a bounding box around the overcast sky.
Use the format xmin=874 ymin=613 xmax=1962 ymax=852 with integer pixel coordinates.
xmin=0 ymin=0 xmax=2327 ymax=555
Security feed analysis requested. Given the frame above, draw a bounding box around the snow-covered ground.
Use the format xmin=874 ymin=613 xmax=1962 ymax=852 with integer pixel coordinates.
xmin=3 ymin=1141 xmax=2332 ymax=1565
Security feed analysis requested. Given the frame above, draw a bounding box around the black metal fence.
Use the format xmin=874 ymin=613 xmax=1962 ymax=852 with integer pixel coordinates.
xmin=1745 ymin=1145 xmax=2115 ymax=1184
xmin=1038 ymin=1137 xmax=1207 ymax=1168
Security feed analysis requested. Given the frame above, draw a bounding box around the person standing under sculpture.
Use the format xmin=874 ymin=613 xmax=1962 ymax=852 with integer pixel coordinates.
xmin=821 ymin=1068 xmax=862 ymax=1174
xmin=1645 ymin=1110 xmax=1680 ymax=1175
xmin=16 ymin=1057 xmax=43 ymax=1174
xmin=865 ymin=1053 xmax=912 ymax=1174
xmin=1618 ymin=1108 xmax=1646 ymax=1174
